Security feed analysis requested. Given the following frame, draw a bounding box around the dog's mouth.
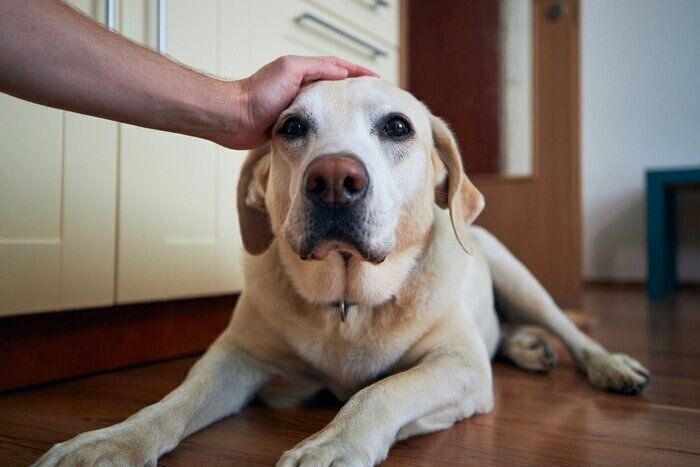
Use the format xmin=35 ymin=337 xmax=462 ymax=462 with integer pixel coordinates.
xmin=298 ymin=238 xmax=386 ymax=264
xmin=285 ymin=208 xmax=389 ymax=264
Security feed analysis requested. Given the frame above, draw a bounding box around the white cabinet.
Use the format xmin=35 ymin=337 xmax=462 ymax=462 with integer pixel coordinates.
xmin=0 ymin=0 xmax=401 ymax=315
xmin=0 ymin=0 xmax=118 ymax=316
xmin=116 ymin=0 xmax=245 ymax=303
xmin=308 ymin=0 xmax=400 ymax=48
xmin=289 ymin=0 xmax=399 ymax=82
xmin=232 ymin=0 xmax=399 ymax=83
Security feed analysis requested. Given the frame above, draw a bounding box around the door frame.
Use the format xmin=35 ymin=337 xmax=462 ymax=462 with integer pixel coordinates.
xmin=476 ymin=0 xmax=581 ymax=306
xmin=403 ymin=0 xmax=582 ymax=306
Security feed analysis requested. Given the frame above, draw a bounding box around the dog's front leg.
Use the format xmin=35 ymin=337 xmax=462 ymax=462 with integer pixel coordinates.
xmin=278 ymin=342 xmax=493 ymax=467
xmin=35 ymin=338 xmax=271 ymax=466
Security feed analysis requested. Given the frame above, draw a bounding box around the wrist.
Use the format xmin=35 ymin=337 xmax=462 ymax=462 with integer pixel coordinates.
xmin=155 ymin=76 xmax=236 ymax=143
xmin=208 ymin=78 xmax=244 ymax=129
xmin=204 ymin=78 xmax=251 ymax=140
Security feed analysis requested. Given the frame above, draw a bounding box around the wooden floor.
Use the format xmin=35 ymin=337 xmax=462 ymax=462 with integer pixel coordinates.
xmin=1 ymin=287 xmax=699 ymax=466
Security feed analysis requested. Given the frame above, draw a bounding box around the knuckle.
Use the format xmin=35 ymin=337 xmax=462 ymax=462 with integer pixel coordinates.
xmin=277 ymin=55 xmax=297 ymax=68
xmin=275 ymin=56 xmax=291 ymax=70
xmin=325 ymin=57 xmax=343 ymax=67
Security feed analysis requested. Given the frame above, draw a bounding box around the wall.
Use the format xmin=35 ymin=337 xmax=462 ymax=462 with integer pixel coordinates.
xmin=581 ymin=0 xmax=700 ymax=282
xmin=499 ymin=0 xmax=532 ymax=176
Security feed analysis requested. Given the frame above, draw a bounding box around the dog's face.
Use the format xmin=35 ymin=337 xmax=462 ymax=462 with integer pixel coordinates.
xmin=273 ymin=77 xmax=435 ymax=264
xmin=238 ymin=78 xmax=484 ymax=306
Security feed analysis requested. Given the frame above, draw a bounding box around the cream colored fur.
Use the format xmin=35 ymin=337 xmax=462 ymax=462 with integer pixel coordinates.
xmin=36 ymin=78 xmax=649 ymax=467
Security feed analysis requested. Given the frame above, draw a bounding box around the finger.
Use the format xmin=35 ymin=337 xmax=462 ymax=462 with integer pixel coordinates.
xmin=294 ymin=56 xmax=377 ymax=82
xmin=321 ymin=56 xmax=379 ymax=78
xmin=295 ymin=58 xmax=350 ymax=84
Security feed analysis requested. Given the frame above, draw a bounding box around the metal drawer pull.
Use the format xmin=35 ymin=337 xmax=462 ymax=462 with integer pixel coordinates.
xmin=374 ymin=0 xmax=390 ymax=7
xmin=105 ymin=0 xmax=116 ymax=29
xmin=157 ymin=0 xmax=166 ymax=54
xmin=295 ymin=12 xmax=387 ymax=58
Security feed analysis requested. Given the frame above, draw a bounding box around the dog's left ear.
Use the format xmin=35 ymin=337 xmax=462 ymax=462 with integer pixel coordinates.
xmin=237 ymin=144 xmax=274 ymax=255
xmin=431 ymin=115 xmax=485 ymax=254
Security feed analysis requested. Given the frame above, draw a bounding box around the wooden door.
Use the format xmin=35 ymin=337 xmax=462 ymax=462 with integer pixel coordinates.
xmin=408 ymin=0 xmax=581 ymax=305
xmin=0 ymin=0 xmax=118 ymax=316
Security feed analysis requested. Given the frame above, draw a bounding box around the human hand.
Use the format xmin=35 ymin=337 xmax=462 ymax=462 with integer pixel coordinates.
xmin=213 ymin=56 xmax=377 ymax=149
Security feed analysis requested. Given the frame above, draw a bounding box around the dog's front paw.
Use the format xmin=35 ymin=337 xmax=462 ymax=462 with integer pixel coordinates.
xmin=34 ymin=427 xmax=157 ymax=467
xmin=587 ymin=352 xmax=650 ymax=395
xmin=277 ymin=429 xmax=381 ymax=467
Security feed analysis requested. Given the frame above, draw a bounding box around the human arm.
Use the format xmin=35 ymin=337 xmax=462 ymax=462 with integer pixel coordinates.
xmin=0 ymin=0 xmax=376 ymax=149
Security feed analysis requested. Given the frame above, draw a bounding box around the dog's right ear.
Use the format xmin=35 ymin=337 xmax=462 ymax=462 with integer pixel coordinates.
xmin=237 ymin=145 xmax=273 ymax=255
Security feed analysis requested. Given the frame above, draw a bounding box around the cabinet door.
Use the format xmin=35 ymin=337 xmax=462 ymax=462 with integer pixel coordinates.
xmin=117 ymin=0 xmax=244 ymax=303
xmin=221 ymin=0 xmax=399 ymax=84
xmin=305 ymin=0 xmax=400 ymax=47
xmin=0 ymin=0 xmax=118 ymax=316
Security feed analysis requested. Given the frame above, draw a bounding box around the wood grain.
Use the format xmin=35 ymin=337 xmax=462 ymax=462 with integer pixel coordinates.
xmin=407 ymin=0 xmax=583 ymax=306
xmin=1 ymin=287 xmax=698 ymax=466
xmin=0 ymin=295 xmax=235 ymax=392
xmin=408 ymin=0 xmax=502 ymax=174
xmin=475 ymin=0 xmax=582 ymax=307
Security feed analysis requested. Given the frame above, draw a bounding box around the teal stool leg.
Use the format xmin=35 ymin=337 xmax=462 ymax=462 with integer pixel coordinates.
xmin=647 ymin=175 xmax=677 ymax=299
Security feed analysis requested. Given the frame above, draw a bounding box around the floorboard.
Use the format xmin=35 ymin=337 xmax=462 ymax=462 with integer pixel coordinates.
xmin=1 ymin=287 xmax=698 ymax=466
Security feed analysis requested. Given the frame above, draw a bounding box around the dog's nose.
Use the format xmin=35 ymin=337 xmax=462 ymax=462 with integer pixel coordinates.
xmin=303 ymin=155 xmax=369 ymax=208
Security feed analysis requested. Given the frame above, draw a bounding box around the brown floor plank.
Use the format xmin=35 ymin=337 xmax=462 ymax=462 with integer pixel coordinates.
xmin=1 ymin=287 xmax=699 ymax=466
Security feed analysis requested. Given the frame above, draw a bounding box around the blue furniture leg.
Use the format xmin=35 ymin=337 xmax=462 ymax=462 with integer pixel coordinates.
xmin=647 ymin=174 xmax=677 ymax=299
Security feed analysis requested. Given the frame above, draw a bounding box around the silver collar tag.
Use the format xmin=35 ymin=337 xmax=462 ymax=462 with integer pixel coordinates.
xmin=339 ymin=300 xmax=348 ymax=322
xmin=331 ymin=300 xmax=352 ymax=322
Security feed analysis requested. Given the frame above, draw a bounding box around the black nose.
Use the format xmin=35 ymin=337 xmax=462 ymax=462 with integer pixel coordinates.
xmin=303 ymin=155 xmax=369 ymax=208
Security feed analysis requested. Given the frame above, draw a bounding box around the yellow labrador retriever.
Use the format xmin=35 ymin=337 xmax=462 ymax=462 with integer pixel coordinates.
xmin=37 ymin=78 xmax=649 ymax=466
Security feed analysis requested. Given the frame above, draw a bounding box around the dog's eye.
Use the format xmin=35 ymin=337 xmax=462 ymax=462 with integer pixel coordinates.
xmin=279 ymin=117 xmax=307 ymax=138
xmin=383 ymin=116 xmax=412 ymax=139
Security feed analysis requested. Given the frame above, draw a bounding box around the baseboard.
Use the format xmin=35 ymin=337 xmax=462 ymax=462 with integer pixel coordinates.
xmin=585 ymin=280 xmax=647 ymax=290
xmin=9 ymin=281 xmax=694 ymax=393
xmin=585 ymin=280 xmax=700 ymax=291
xmin=0 ymin=295 xmax=237 ymax=393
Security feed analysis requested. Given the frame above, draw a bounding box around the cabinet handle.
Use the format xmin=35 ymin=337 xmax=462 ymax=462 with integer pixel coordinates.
xmin=156 ymin=0 xmax=166 ymax=54
xmin=295 ymin=12 xmax=387 ymax=58
xmin=374 ymin=0 xmax=390 ymax=7
xmin=105 ymin=0 xmax=116 ymax=29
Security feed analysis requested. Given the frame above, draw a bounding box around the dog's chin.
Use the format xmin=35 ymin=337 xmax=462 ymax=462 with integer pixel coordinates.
xmin=296 ymin=239 xmax=388 ymax=265
xmin=278 ymin=231 xmax=411 ymax=307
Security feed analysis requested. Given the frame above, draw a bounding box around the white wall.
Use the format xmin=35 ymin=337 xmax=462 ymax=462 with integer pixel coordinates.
xmin=499 ymin=0 xmax=532 ymax=176
xmin=581 ymin=0 xmax=700 ymax=282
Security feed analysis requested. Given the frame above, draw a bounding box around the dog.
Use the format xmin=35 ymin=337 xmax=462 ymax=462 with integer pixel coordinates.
xmin=36 ymin=77 xmax=650 ymax=466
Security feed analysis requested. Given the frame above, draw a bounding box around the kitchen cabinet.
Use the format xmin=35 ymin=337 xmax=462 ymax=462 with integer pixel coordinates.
xmin=0 ymin=0 xmax=401 ymax=315
xmin=0 ymin=0 xmax=118 ymax=316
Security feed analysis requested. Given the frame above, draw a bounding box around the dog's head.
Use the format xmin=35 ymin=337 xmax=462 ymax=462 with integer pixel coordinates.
xmin=238 ymin=77 xmax=483 ymax=305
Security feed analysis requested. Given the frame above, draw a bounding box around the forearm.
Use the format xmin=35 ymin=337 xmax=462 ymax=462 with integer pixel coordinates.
xmin=278 ymin=349 xmax=492 ymax=466
xmin=0 ymin=0 xmax=235 ymax=139
xmin=128 ymin=345 xmax=270 ymax=445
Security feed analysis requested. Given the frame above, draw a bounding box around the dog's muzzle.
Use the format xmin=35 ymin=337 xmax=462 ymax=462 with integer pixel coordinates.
xmin=292 ymin=154 xmax=385 ymax=264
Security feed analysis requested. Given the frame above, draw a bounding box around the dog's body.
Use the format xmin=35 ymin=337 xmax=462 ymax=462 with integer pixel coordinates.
xmin=235 ymin=208 xmax=500 ymax=402
xmin=37 ymin=78 xmax=649 ymax=466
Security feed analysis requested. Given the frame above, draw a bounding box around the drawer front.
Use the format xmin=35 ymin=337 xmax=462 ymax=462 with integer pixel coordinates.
xmin=304 ymin=0 xmax=399 ymax=47
xmin=282 ymin=1 xmax=399 ymax=84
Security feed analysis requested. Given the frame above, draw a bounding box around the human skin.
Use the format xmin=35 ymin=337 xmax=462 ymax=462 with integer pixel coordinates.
xmin=0 ymin=0 xmax=377 ymax=150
